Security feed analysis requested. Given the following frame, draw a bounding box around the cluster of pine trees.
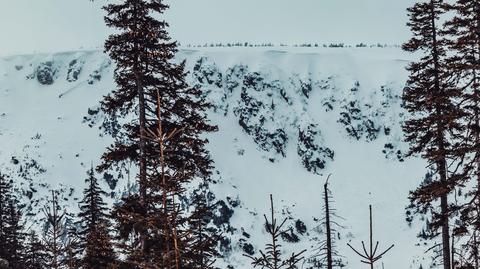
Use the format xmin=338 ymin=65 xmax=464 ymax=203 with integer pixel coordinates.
xmin=6 ymin=0 xmax=480 ymax=268
xmin=0 ymin=173 xmax=28 ymax=269
xmin=2 ymin=0 xmax=221 ymax=268
xmin=0 ymin=168 xmax=116 ymax=269
xmin=403 ymin=0 xmax=480 ymax=268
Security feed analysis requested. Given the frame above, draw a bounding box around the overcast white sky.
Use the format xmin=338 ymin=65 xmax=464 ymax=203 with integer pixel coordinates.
xmin=0 ymin=0 xmax=412 ymax=55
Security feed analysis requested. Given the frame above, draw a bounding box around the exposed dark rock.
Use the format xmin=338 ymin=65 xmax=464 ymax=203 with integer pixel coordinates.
xmin=297 ymin=124 xmax=334 ymax=174
xmin=281 ymin=227 xmax=300 ymax=243
xmin=295 ymin=219 xmax=307 ymax=235
xmin=220 ymin=237 xmax=232 ymax=253
xmin=338 ymin=100 xmax=381 ymax=141
xmin=241 ymin=241 xmax=255 ymax=256
xmin=103 ymin=172 xmax=117 ymax=190
xmin=87 ymin=59 xmax=110 ymax=85
xmin=290 ymin=75 xmax=314 ymax=98
xmin=226 ymin=196 xmax=240 ymax=208
xmin=234 ymin=74 xmax=289 ymax=158
xmin=382 ymin=143 xmax=405 ymax=162
xmin=36 ymin=61 xmax=57 ymax=85
xmin=213 ymin=200 xmax=234 ymax=227
xmin=225 ymin=64 xmax=248 ymax=94
xmin=11 ymin=156 xmax=19 ymax=165
xmin=193 ymin=57 xmax=223 ymax=88
xmin=87 ymin=70 xmax=101 ymax=85
xmin=66 ymin=59 xmax=83 ymax=82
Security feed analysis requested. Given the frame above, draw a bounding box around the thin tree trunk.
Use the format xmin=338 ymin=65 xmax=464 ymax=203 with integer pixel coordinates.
xmin=429 ymin=2 xmax=451 ymax=268
xmin=474 ymin=9 xmax=480 ymax=269
xmin=172 ymin=214 xmax=180 ymax=269
xmin=131 ymin=0 xmax=148 ymax=255
xmin=369 ymin=205 xmax=374 ymax=269
xmin=52 ymin=191 xmax=59 ymax=269
xmin=270 ymin=194 xmax=279 ymax=269
xmin=452 ymin=231 xmax=455 ymax=269
xmin=155 ymin=90 xmax=175 ymax=268
xmin=324 ymin=181 xmax=333 ymax=269
xmin=474 ymin=232 xmax=479 ymax=269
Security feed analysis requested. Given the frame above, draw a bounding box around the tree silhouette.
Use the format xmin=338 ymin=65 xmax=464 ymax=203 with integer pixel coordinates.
xmin=347 ymin=205 xmax=394 ymax=269
xmin=310 ymin=175 xmax=345 ymax=268
xmin=245 ymin=194 xmax=306 ymax=269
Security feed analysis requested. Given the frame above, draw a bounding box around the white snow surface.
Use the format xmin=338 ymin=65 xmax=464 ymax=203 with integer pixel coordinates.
xmin=0 ymin=47 xmax=433 ymax=269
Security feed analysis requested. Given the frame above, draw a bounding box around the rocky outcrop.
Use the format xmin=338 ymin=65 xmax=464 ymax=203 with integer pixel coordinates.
xmin=66 ymin=59 xmax=83 ymax=82
xmin=36 ymin=61 xmax=57 ymax=85
xmin=192 ymin=58 xmax=337 ymax=171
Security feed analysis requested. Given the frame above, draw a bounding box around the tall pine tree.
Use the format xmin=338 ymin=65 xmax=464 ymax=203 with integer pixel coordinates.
xmin=4 ymin=200 xmax=25 ymax=269
xmin=77 ymin=167 xmax=116 ymax=269
xmin=444 ymin=1 xmax=480 ymax=267
xmin=402 ymin=1 xmax=464 ymax=268
xmin=101 ymin=0 xmax=216 ymax=267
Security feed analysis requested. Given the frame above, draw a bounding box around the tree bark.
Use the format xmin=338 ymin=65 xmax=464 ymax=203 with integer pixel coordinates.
xmin=430 ymin=2 xmax=451 ymax=268
xmin=131 ymin=0 xmax=148 ymax=255
xmin=324 ymin=182 xmax=333 ymax=269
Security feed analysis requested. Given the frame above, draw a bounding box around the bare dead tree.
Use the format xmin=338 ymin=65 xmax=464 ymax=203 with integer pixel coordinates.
xmin=324 ymin=176 xmax=333 ymax=269
xmin=310 ymin=175 xmax=345 ymax=268
xmin=347 ymin=205 xmax=394 ymax=269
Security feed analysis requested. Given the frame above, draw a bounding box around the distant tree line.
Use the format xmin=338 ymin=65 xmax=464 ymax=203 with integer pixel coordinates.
xmin=181 ymin=42 xmax=401 ymax=49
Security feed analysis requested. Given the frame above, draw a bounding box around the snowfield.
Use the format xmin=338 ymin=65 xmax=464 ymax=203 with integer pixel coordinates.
xmin=0 ymin=47 xmax=433 ymax=269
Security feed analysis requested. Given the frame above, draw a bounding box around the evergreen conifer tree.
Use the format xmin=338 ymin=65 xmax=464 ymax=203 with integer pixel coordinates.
xmin=183 ymin=183 xmax=221 ymax=269
xmin=42 ymin=191 xmax=68 ymax=269
xmin=245 ymin=195 xmax=306 ymax=269
xmin=4 ymin=200 xmax=25 ymax=269
xmin=64 ymin=222 xmax=82 ymax=269
xmin=77 ymin=167 xmax=116 ymax=269
xmin=101 ymin=0 xmax=216 ymax=266
xmin=444 ymin=1 xmax=480 ymax=267
xmin=0 ymin=173 xmax=27 ymax=268
xmin=402 ymin=1 xmax=464 ymax=268
xmin=24 ymin=231 xmax=48 ymax=269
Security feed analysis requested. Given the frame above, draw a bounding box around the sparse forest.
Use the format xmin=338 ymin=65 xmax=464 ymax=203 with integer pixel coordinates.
xmin=1 ymin=0 xmax=480 ymax=268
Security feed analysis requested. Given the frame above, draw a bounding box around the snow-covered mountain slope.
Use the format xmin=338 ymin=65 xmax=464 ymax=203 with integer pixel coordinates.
xmin=0 ymin=47 xmax=430 ymax=268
